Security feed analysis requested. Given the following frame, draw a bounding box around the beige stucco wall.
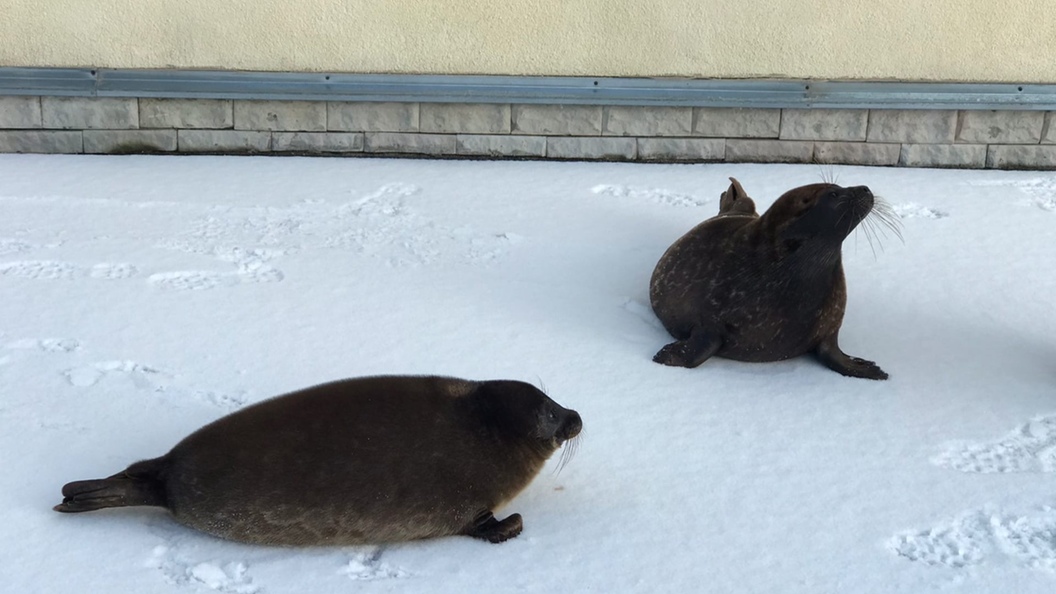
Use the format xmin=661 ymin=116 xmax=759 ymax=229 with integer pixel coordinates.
xmin=2 ymin=1 xmax=1054 ymax=82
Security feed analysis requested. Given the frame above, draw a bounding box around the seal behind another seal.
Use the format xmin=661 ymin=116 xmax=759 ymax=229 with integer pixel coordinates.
xmin=649 ymin=177 xmax=890 ymax=380
xmin=54 ymin=375 xmax=583 ymax=545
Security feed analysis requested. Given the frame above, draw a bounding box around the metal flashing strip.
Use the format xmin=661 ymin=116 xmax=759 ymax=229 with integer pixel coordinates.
xmin=1 ymin=68 xmax=1055 ymax=109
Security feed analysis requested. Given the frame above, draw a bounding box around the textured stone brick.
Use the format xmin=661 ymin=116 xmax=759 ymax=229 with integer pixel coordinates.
xmin=725 ymin=139 xmax=814 ymax=163
xmin=41 ymin=97 xmax=137 ymax=129
xmin=84 ymin=130 xmax=177 ymax=153
xmin=233 ymin=101 xmax=325 ymax=131
xmin=867 ymin=110 xmax=957 ymax=143
xmin=780 ymin=109 xmax=867 ymax=141
xmin=693 ymin=108 xmax=780 ymax=138
xmin=1044 ymin=112 xmax=1055 ymax=144
xmin=898 ymin=144 xmax=986 ymax=168
xmin=511 ymin=105 xmax=602 ymax=135
xmin=0 ymin=96 xmax=42 ymax=128
xmin=0 ymin=131 xmax=82 ymax=153
xmin=272 ymin=132 xmax=364 ymax=153
xmin=364 ymin=132 xmax=456 ymax=155
xmin=420 ymin=103 xmax=510 ymax=134
xmin=603 ymin=106 xmax=692 ymax=136
xmin=178 ymin=130 xmax=271 ymax=152
xmin=327 ymin=102 xmax=418 ymax=132
xmin=456 ymin=134 xmax=546 ymax=157
xmin=546 ymin=137 xmax=636 ymax=160
xmin=140 ymin=99 xmax=232 ymax=129
xmin=986 ymin=145 xmax=1056 ymax=169
xmin=637 ymin=138 xmax=725 ymax=161
xmin=814 ymin=142 xmax=899 ymax=166
xmin=957 ymin=110 xmax=1045 ymax=143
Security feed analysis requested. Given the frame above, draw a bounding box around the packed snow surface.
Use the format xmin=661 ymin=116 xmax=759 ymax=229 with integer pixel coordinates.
xmin=1 ymin=155 xmax=1054 ymax=593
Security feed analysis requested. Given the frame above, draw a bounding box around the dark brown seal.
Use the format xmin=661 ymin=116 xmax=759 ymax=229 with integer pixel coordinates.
xmin=54 ymin=375 xmax=583 ymax=545
xmin=649 ymin=177 xmax=888 ymax=380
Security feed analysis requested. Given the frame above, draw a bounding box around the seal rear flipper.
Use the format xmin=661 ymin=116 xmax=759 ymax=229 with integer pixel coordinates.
xmin=463 ymin=511 xmax=523 ymax=543
xmin=653 ymin=326 xmax=722 ymax=368
xmin=718 ymin=177 xmax=757 ymax=217
xmin=814 ymin=335 xmax=888 ymax=380
xmin=54 ymin=458 xmax=168 ymax=513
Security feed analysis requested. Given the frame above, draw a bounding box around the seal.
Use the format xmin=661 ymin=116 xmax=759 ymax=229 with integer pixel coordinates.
xmin=54 ymin=375 xmax=583 ymax=545
xmin=649 ymin=177 xmax=890 ymax=380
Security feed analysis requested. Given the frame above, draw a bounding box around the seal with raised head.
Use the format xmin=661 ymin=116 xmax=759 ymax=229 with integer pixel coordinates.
xmin=649 ymin=177 xmax=890 ymax=380
xmin=54 ymin=375 xmax=583 ymax=545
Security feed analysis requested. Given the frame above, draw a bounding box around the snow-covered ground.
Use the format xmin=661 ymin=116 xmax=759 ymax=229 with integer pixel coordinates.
xmin=1 ymin=154 xmax=1054 ymax=594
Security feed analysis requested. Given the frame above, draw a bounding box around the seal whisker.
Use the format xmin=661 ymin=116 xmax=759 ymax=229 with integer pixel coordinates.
xmin=873 ymin=199 xmax=905 ymax=243
xmin=818 ymin=165 xmax=840 ymax=185
xmin=554 ymin=432 xmax=582 ymax=475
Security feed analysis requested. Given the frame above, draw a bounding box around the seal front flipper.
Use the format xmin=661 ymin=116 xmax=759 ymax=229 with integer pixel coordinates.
xmin=653 ymin=326 xmax=722 ymax=368
xmin=54 ymin=457 xmax=168 ymax=512
xmin=463 ymin=511 xmax=524 ymax=543
xmin=814 ymin=335 xmax=888 ymax=380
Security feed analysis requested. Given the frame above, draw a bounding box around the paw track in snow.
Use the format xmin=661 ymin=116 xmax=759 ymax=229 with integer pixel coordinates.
xmin=932 ymin=415 xmax=1056 ymax=473
xmin=0 ymin=260 xmax=82 ymax=280
xmin=890 ymin=507 xmax=1056 ymax=572
xmin=591 ymin=184 xmax=708 ymax=207
xmin=891 ymin=202 xmax=949 ymax=220
xmin=89 ymin=262 xmax=138 ymax=280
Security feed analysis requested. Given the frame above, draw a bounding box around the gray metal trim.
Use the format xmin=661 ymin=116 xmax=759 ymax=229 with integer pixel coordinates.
xmin=1 ymin=67 xmax=1054 ymax=109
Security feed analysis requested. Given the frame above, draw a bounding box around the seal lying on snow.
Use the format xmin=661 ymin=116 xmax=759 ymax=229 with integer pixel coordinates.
xmin=55 ymin=375 xmax=582 ymax=545
xmin=649 ymin=178 xmax=895 ymax=380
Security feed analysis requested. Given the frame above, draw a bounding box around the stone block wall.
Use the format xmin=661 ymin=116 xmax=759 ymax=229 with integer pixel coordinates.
xmin=1 ymin=96 xmax=1054 ymax=168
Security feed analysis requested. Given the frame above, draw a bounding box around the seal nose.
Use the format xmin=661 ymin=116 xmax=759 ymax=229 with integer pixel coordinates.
xmin=560 ymin=410 xmax=583 ymax=441
xmin=849 ymin=185 xmax=874 ymax=200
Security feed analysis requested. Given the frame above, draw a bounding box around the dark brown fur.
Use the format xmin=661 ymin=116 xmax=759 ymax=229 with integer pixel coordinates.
xmin=649 ymin=178 xmax=887 ymax=380
xmin=55 ymin=375 xmax=583 ymax=545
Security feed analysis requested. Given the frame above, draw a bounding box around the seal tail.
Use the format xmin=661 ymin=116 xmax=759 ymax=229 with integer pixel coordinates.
xmin=54 ymin=457 xmax=168 ymax=513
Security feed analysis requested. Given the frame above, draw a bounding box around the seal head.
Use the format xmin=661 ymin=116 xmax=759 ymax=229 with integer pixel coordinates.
xmin=649 ymin=178 xmax=887 ymax=380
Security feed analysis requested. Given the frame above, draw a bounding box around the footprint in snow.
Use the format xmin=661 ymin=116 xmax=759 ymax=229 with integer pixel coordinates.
xmin=891 ymin=202 xmax=949 ymax=219
xmin=148 ymin=544 xmax=259 ymax=594
xmin=89 ymin=262 xmax=138 ymax=280
xmin=889 ymin=506 xmax=1056 ymax=572
xmin=0 ymin=260 xmax=83 ymax=280
xmin=0 ymin=238 xmax=35 ymax=256
xmin=932 ymin=415 xmax=1056 ymax=473
xmin=340 ymin=548 xmax=412 ymax=581
xmin=4 ymin=338 xmax=82 ymax=353
xmin=1 ymin=260 xmax=140 ymax=281
xmin=968 ymin=177 xmax=1056 ymax=212
xmin=63 ymin=360 xmax=170 ymax=391
xmin=591 ymin=184 xmax=708 ymax=207
xmin=195 ymin=390 xmax=249 ymax=411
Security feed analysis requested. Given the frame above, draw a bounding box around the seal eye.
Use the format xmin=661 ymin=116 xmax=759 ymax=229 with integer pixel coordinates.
xmin=547 ymin=410 xmax=558 ymax=422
